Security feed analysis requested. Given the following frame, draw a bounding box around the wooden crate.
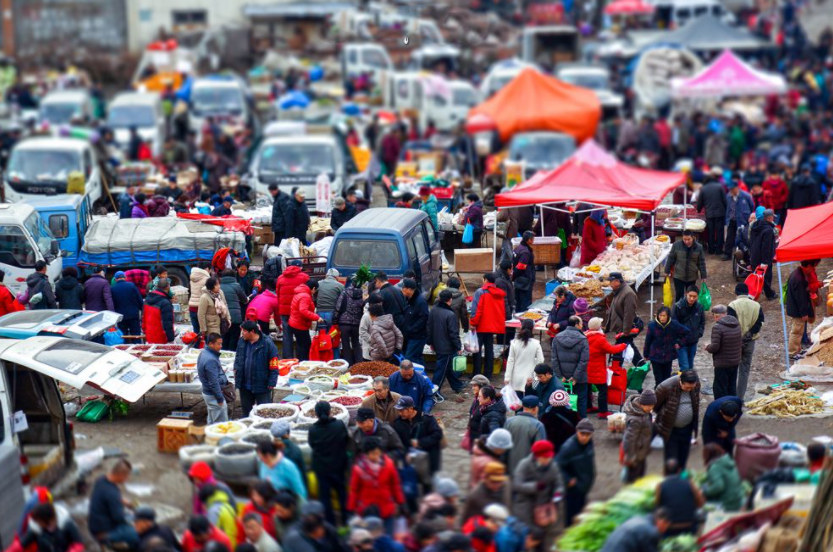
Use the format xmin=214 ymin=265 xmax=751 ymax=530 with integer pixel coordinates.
xmin=454 ymin=248 xmax=494 ymax=273
xmin=511 ymin=236 xmax=562 ymax=265
xmin=157 ymin=418 xmax=194 ymax=453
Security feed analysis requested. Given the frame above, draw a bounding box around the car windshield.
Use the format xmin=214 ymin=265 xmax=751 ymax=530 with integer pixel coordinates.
xmin=453 ymin=87 xmax=476 ymax=106
xmin=259 ymin=144 xmax=336 ymax=175
xmin=40 ymin=103 xmax=81 ymax=125
xmin=192 ymin=86 xmax=244 ymax=114
xmin=332 ymin=239 xmax=402 ymax=269
xmin=509 ymin=134 xmax=576 ymax=166
xmin=34 ymin=339 xmax=109 ymax=375
xmin=23 ymin=212 xmax=55 ymax=258
xmin=7 ymin=149 xmax=82 ymax=182
xmin=560 ymin=72 xmax=609 ymax=91
xmin=108 ymin=105 xmax=156 ymax=128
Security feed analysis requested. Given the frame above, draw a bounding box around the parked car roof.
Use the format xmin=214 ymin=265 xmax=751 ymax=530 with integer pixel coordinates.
xmin=338 ymin=207 xmax=428 ymax=234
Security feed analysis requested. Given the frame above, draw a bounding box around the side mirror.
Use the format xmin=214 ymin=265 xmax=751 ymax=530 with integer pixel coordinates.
xmin=50 ymin=240 xmax=59 ymax=256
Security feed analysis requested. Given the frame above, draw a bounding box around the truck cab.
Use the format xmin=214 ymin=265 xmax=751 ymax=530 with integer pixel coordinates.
xmin=23 ymin=195 xmax=92 ymax=270
xmin=520 ymin=25 xmax=580 ymax=72
xmin=107 ymin=92 xmax=166 ymax=158
xmin=0 ymin=203 xmax=61 ymax=299
xmin=38 ymin=89 xmax=95 ymax=127
xmin=328 ymin=208 xmax=442 ymax=294
xmin=556 ymin=63 xmax=624 ymax=118
xmin=480 ymin=59 xmax=539 ymax=99
xmin=3 ymin=137 xmax=104 ymax=205
xmin=508 ymin=131 xmax=576 ymax=179
xmin=340 ymin=43 xmax=394 ymax=91
xmin=384 ymin=73 xmax=478 ymax=132
xmin=189 ymin=75 xmax=255 ymax=141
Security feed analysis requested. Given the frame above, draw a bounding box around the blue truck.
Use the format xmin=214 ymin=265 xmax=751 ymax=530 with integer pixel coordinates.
xmin=24 ymin=194 xmax=92 ymax=270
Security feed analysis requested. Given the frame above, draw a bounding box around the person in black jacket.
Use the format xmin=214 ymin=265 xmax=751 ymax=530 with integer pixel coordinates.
xmin=427 ymin=289 xmax=464 ymax=397
xmin=55 ymin=267 xmax=84 ymax=310
xmin=748 ymin=210 xmax=778 ymax=299
xmin=111 ymin=271 xmax=144 ymax=343
xmin=374 ymin=272 xmax=407 ymax=330
xmin=786 ymin=261 xmax=818 ymax=358
xmin=401 ymin=279 xmax=429 ymax=364
xmin=391 ymin=395 xmax=444 ymax=474
xmin=307 ymin=401 xmax=349 ymax=526
xmin=696 ymin=174 xmax=728 ymax=254
xmin=333 ymin=280 xmax=365 ymax=366
xmin=134 ymin=506 xmax=182 ymax=551
xmin=330 ymin=197 xmax=356 ymax=232
xmin=672 ymin=286 xmax=705 ymax=372
xmin=512 ymin=231 xmax=536 ymax=312
xmin=556 ymin=419 xmax=597 ymax=525
xmin=701 ymin=396 xmax=742 ymax=455
xmin=787 ymin=164 xmax=821 ymax=213
xmin=469 ymin=385 xmax=507 ymax=442
xmin=290 ymin=188 xmax=311 ymax=244
xmin=25 ymin=261 xmax=57 ymax=310
xmin=269 ymin=183 xmax=294 ymax=245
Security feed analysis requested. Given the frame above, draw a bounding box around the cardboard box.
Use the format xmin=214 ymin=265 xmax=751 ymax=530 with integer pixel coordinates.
xmin=157 ymin=418 xmax=194 ymax=453
xmin=454 ymin=248 xmax=494 ymax=273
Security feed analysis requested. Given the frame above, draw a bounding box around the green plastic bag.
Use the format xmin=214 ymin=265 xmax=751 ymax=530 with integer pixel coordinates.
xmin=76 ymin=400 xmax=110 ymax=423
xmin=452 ymin=356 xmax=467 ymax=374
xmin=698 ymin=282 xmax=712 ymax=311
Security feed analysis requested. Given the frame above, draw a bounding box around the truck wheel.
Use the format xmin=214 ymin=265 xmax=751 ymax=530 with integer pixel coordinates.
xmin=167 ymin=267 xmax=189 ymax=288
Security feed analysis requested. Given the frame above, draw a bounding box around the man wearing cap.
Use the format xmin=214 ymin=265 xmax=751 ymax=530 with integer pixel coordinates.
xmin=701 ymin=395 xmax=743 ymax=454
xmin=134 ymin=506 xmax=181 ymax=551
xmin=557 ymin=419 xmax=596 ymax=525
xmin=654 ymin=371 xmax=701 ymax=469
xmin=390 ymin=360 xmax=435 ymax=416
xmin=350 ymin=407 xmax=405 ymax=457
xmin=696 ymin=171 xmax=728 ymax=255
xmin=211 ymin=196 xmax=234 ymax=217
xmin=623 ymin=389 xmax=657 ymax=482
xmin=290 ymin=187 xmax=311 ymax=243
xmin=268 ymin=183 xmax=294 ymax=246
xmin=513 ymin=440 xmax=564 ymax=549
xmin=748 ymin=209 xmax=778 ymax=300
xmin=316 ymin=268 xmax=345 ymax=327
xmin=330 ymin=196 xmax=356 ymax=232
xmin=271 ymin=420 xmax=306 ymax=488
xmin=605 ymin=272 xmax=643 ymax=367
xmin=728 ymin=284 xmax=765 ymax=399
xmin=504 ymin=395 xmax=546 ymax=473
xmin=664 ymin=230 xmax=707 ymax=302
xmin=419 ymin=186 xmax=439 ymax=232
xmin=461 ymin=462 xmax=511 ymax=522
xmin=83 ymin=265 xmax=114 ymax=312
xmin=392 ymin=395 xmax=444 ymax=475
xmin=723 ymin=180 xmax=754 ymax=260
xmin=111 ymin=271 xmax=143 ymax=342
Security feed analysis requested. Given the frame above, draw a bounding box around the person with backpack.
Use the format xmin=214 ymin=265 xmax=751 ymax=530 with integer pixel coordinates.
xmin=0 ymin=269 xmax=24 ymax=317
xmin=55 ymin=267 xmax=84 ymax=310
xmin=24 ymin=261 xmax=57 ymax=310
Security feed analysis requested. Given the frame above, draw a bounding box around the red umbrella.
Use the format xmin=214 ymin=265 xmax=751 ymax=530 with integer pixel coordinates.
xmin=604 ymin=0 xmax=654 ymax=15
xmin=465 ymin=112 xmax=497 ymax=134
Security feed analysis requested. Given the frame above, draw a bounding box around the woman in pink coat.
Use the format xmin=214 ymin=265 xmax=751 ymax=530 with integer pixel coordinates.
xmin=245 ymin=283 xmax=280 ymax=334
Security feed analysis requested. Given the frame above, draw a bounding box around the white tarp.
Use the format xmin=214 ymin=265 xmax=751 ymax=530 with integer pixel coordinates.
xmin=82 ymin=217 xmax=246 ymax=255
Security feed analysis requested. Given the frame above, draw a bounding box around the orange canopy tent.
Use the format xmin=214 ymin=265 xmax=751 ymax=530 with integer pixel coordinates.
xmin=467 ymin=68 xmax=601 ymax=143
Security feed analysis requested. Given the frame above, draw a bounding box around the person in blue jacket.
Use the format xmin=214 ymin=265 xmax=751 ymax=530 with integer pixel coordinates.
xmin=723 ymin=180 xmax=755 ymax=260
xmin=110 ymin=271 xmax=144 ymax=343
xmin=235 ymin=320 xmax=280 ymax=418
xmin=389 ymin=360 xmax=435 ymax=416
xmin=701 ymin=396 xmax=743 ymax=455
xmin=495 ymin=518 xmax=544 ymax=552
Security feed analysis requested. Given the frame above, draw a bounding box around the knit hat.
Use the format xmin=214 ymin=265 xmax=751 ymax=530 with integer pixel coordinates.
xmin=755 ymin=205 xmax=766 ymax=220
xmin=483 ymin=462 xmax=507 ymax=482
xmin=573 ymin=298 xmax=590 ymax=314
xmin=576 ymin=418 xmax=595 ymax=434
xmin=486 ymin=428 xmax=513 ymax=450
xmin=356 ymin=407 xmax=375 ymax=422
xmin=588 ymin=317 xmax=603 ymax=331
xmin=349 ymin=529 xmax=373 ymax=546
xmin=187 ymin=461 xmax=212 ymax=481
xmin=435 ymin=477 xmax=460 ymax=498
xmin=114 ymin=271 xmax=126 ymax=280
xmin=530 ymin=440 xmax=555 ymax=457
xmin=471 ymin=374 xmax=490 ymax=387
xmin=270 ymin=420 xmax=291 ymax=438
xmin=549 ymin=389 xmax=571 ymax=408
xmin=326 ymin=268 xmax=340 ymax=278
xmin=521 ymin=395 xmax=539 ymax=409
xmin=639 ymin=389 xmax=657 ymax=406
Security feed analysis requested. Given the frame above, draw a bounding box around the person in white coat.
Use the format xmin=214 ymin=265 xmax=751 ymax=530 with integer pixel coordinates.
xmin=359 ymin=294 xmax=383 ymax=361
xmin=504 ymin=319 xmax=544 ymax=398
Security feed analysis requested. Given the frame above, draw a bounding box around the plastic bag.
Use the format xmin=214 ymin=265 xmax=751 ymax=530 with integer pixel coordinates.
xmin=103 ymin=327 xmax=124 ymax=346
xmin=623 ymin=344 xmax=635 ymax=365
xmin=502 ymin=385 xmax=521 ymax=411
xmin=744 ymin=268 xmax=764 ymax=300
xmin=463 ymin=330 xmax=479 ymax=353
xmin=570 ymin=245 xmax=582 ymax=268
xmin=663 ymin=276 xmax=673 ymax=308
xmin=453 ymin=355 xmax=468 ymax=374
xmin=698 ymin=282 xmax=712 ymax=311
xmin=462 ymin=223 xmax=474 ymax=244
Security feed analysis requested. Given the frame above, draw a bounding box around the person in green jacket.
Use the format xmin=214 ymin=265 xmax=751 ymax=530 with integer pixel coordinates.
xmin=701 ymin=443 xmax=744 ymax=511
xmin=418 ymin=186 xmax=439 ymax=233
xmin=199 ymin=484 xmax=241 ymax=545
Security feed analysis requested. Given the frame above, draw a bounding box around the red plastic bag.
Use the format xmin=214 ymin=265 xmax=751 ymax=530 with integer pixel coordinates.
xmin=744 ymin=264 xmax=767 ymax=300
xmin=309 ymin=329 xmax=334 ymax=361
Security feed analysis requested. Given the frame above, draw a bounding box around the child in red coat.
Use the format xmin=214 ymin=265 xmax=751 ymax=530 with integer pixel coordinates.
xmin=585 ymin=317 xmax=626 ymax=418
xmin=348 ymin=438 xmax=405 ymax=527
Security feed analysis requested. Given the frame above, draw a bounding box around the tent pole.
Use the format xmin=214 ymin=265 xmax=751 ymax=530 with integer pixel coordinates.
xmin=540 ymin=204 xmax=546 ymax=280
xmin=777 ymin=262 xmax=791 ymax=371
xmin=493 ymin=210 xmax=498 ymax=270
xmin=650 ymin=212 xmax=656 ymax=319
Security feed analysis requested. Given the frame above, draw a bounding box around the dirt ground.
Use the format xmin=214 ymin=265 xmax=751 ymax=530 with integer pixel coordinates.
xmin=65 ymin=198 xmax=833 ymax=539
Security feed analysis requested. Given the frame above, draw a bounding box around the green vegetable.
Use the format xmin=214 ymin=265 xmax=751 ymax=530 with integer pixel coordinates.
xmin=660 ymin=534 xmax=698 ymax=552
xmin=557 ymin=519 xmax=619 ymax=551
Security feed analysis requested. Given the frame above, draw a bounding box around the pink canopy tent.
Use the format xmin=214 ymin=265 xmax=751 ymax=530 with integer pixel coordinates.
xmin=671 ymin=49 xmax=787 ymax=98
xmin=495 ymin=139 xmax=685 ymax=211
xmin=604 ymin=0 xmax=654 ymax=15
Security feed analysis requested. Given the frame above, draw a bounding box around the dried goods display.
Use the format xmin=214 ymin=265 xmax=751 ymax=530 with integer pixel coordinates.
xmin=746 ymin=389 xmax=824 ymax=417
xmin=350 ymin=361 xmax=398 ymax=377
xmin=255 ymin=406 xmax=298 ymax=419
xmin=331 ymin=395 xmax=363 ymax=406
xmin=568 ymin=279 xmax=604 ymax=298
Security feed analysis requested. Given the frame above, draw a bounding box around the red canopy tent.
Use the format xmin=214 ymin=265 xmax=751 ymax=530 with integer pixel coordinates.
xmin=774 ymin=203 xmax=833 ymax=262
xmin=604 ymin=0 xmax=655 ymax=15
xmin=495 ymin=139 xmax=685 ymax=211
xmin=467 ymin=68 xmax=601 ymax=143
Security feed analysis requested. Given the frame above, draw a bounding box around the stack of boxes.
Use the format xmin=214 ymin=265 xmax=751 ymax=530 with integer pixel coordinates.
xmin=170 ymin=285 xmax=190 ymax=325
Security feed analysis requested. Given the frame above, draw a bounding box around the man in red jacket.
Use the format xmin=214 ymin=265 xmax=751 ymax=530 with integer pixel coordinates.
xmin=470 ymin=273 xmax=507 ymax=379
xmin=276 ymin=261 xmax=309 ymax=358
xmin=0 ymin=269 xmax=24 ymax=317
xmin=143 ymin=278 xmax=175 ymax=343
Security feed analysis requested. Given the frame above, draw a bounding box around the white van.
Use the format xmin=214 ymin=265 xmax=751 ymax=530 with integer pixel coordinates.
xmin=0 ymin=336 xmax=165 ymax=500
xmin=652 ymin=0 xmax=733 ymax=28
xmin=480 ymin=59 xmax=539 ymax=99
xmin=340 ymin=43 xmax=394 ymax=89
xmin=38 ymin=90 xmax=95 ymax=127
xmin=189 ymin=75 xmax=253 ymax=138
xmin=107 ymin=92 xmax=166 ymax=158
xmin=3 ymin=137 xmax=104 ymax=205
xmin=384 ymin=73 xmax=478 ymax=131
xmin=0 ymin=203 xmax=61 ymax=299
